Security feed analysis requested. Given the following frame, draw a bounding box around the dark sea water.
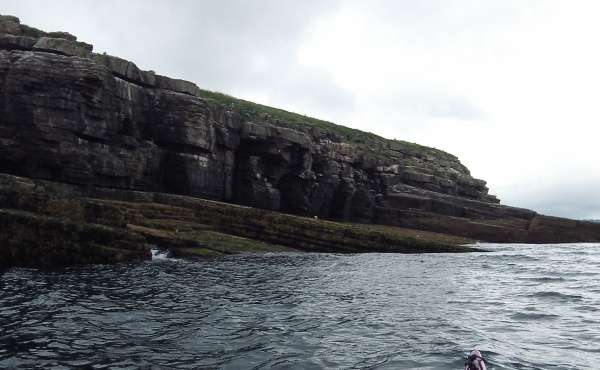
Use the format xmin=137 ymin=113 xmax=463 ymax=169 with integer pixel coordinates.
xmin=1 ymin=243 xmax=599 ymax=369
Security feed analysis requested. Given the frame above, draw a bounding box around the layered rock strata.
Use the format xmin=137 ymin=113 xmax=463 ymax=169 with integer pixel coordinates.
xmin=0 ymin=173 xmax=481 ymax=268
xmin=2 ymin=15 xmax=600 ymax=246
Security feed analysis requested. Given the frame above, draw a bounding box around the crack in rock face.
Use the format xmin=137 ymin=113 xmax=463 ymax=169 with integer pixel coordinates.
xmin=1 ymin=14 xmax=599 ymax=245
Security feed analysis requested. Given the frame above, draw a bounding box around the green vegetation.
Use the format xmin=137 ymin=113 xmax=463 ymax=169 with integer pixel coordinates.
xmin=196 ymin=89 xmax=448 ymax=157
xmin=17 ymin=24 xmax=50 ymax=39
xmin=1 ymin=15 xmax=446 ymax=158
xmin=179 ymin=231 xmax=297 ymax=256
xmin=0 ymin=208 xmax=148 ymax=268
xmin=131 ymin=192 xmax=478 ymax=254
xmin=0 ymin=185 xmax=479 ymax=268
xmin=1 ymin=16 xmax=92 ymax=53
xmin=15 ymin=23 xmax=74 ymax=41
xmin=196 ymin=90 xmax=362 ymax=138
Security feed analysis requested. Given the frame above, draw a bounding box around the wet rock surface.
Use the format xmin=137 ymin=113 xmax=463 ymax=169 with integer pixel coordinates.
xmin=1 ymin=14 xmax=600 ymax=267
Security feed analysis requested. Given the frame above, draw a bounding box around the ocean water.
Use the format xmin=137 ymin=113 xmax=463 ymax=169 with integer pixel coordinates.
xmin=1 ymin=243 xmax=599 ymax=369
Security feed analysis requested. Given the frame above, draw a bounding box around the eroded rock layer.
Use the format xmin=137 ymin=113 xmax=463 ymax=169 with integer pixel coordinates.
xmin=2 ymin=15 xmax=600 ymax=244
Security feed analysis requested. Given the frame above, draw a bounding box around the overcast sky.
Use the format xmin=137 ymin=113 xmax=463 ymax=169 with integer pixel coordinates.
xmin=3 ymin=0 xmax=600 ymax=219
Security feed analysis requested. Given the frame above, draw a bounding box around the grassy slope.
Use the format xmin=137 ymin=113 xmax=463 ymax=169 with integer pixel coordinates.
xmin=196 ymin=90 xmax=448 ymax=157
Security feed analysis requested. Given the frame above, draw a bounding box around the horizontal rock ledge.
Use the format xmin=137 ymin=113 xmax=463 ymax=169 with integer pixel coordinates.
xmin=1 ymin=15 xmax=600 ymax=269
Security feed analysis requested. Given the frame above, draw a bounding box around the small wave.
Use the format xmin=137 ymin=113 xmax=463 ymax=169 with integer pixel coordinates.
xmin=510 ymin=312 xmax=559 ymax=321
xmin=3 ymin=245 xmax=600 ymax=369
xmin=574 ymin=305 xmax=600 ymax=313
xmin=517 ymin=276 xmax=567 ymax=283
xmin=151 ymin=248 xmax=169 ymax=260
xmin=534 ymin=276 xmax=566 ymax=282
xmin=528 ymin=291 xmax=583 ymax=302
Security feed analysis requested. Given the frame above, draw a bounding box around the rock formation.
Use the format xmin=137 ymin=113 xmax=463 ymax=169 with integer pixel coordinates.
xmin=2 ymin=14 xmax=600 ymax=249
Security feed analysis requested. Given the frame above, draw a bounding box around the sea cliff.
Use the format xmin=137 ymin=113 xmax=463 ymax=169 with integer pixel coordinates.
xmin=2 ymin=15 xmax=600 ymax=267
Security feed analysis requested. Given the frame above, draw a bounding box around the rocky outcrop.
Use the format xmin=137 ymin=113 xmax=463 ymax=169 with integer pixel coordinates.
xmin=0 ymin=173 xmax=482 ymax=268
xmin=1 ymin=15 xmax=600 ymax=246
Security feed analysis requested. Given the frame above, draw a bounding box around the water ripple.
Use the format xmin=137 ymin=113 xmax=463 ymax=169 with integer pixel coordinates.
xmin=2 ymin=245 xmax=600 ymax=368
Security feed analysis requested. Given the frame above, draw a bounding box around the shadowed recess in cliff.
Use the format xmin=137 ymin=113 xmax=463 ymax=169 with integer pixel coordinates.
xmin=1 ymin=14 xmax=600 ymax=253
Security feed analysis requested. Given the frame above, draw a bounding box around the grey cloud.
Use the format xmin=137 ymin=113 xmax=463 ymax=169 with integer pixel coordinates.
xmin=376 ymin=87 xmax=487 ymax=122
xmin=354 ymin=0 xmax=531 ymax=46
xmin=98 ymin=0 xmax=353 ymax=118
xmin=500 ymin=178 xmax=600 ymax=220
xmin=5 ymin=1 xmax=343 ymax=86
xmin=116 ymin=1 xmax=342 ymax=86
xmin=263 ymin=66 xmax=356 ymax=123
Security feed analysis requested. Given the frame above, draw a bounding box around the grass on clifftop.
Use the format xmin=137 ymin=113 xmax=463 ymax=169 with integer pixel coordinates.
xmin=197 ymin=89 xmax=448 ymax=157
xmin=1 ymin=15 xmax=446 ymax=158
xmin=0 ymin=15 xmax=77 ymax=42
xmin=197 ymin=90 xmax=368 ymax=139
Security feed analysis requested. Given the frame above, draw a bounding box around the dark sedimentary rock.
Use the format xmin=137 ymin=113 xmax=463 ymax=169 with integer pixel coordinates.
xmin=1 ymin=15 xmax=600 ymax=245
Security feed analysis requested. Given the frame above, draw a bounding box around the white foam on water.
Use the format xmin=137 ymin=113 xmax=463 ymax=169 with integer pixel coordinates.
xmin=150 ymin=248 xmax=169 ymax=260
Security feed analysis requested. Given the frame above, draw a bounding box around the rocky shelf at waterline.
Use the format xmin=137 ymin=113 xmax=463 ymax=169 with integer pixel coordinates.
xmin=0 ymin=175 xmax=478 ymax=268
xmin=2 ymin=15 xmax=600 ymax=268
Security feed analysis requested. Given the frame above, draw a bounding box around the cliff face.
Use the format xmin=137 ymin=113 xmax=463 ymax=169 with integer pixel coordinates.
xmin=2 ymin=15 xmax=600 ymax=244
